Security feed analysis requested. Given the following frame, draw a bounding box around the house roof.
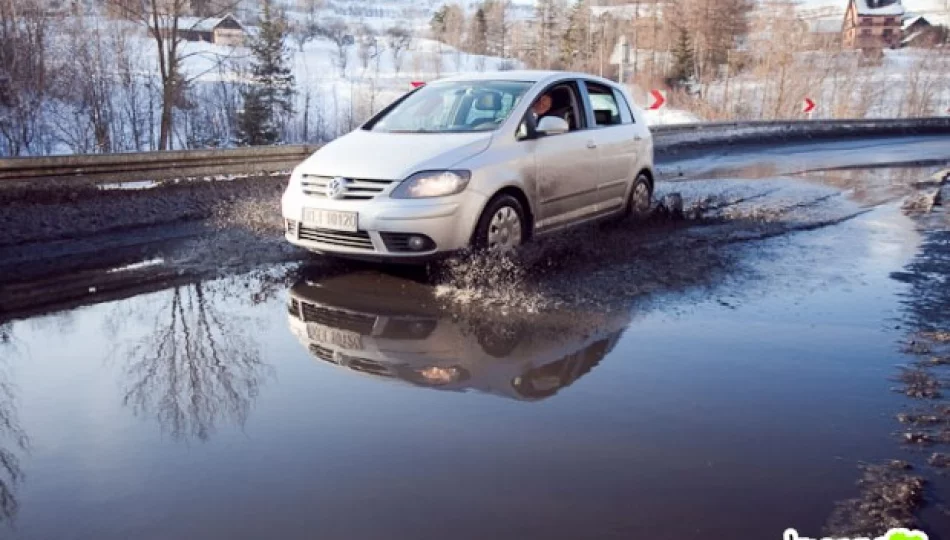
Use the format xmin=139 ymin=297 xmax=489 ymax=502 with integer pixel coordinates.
xmin=854 ymin=0 xmax=905 ymax=17
xmin=902 ymin=15 xmax=930 ymax=29
xmin=164 ymin=13 xmax=245 ymax=32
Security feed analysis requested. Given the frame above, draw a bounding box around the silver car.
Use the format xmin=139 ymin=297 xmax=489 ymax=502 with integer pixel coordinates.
xmin=281 ymin=70 xmax=655 ymax=261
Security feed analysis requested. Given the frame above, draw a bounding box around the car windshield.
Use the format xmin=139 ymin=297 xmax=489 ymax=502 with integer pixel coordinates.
xmin=368 ymin=81 xmax=533 ymax=133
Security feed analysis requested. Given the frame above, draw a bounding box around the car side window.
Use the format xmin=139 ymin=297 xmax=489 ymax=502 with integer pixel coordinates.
xmin=518 ymin=82 xmax=587 ymax=139
xmin=584 ymin=82 xmax=623 ymax=127
xmin=613 ymin=88 xmax=635 ymax=124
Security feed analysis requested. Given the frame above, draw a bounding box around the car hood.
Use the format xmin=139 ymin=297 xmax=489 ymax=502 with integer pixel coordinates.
xmin=297 ymin=129 xmax=494 ymax=180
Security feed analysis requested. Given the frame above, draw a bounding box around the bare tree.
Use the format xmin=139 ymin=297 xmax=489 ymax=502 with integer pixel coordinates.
xmin=0 ymin=324 xmax=29 ymax=524
xmin=485 ymin=0 xmax=513 ymax=59
xmin=120 ymin=282 xmax=273 ymax=441
xmin=103 ymin=0 xmax=243 ymax=151
xmin=319 ymin=18 xmax=352 ymax=78
xmin=386 ymin=25 xmax=412 ymax=75
xmin=289 ymin=0 xmax=323 ymax=51
xmin=355 ymin=22 xmax=379 ymax=74
xmin=0 ymin=0 xmax=55 ymax=156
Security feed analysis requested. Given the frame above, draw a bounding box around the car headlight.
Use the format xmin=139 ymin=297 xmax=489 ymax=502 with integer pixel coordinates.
xmin=415 ymin=366 xmax=462 ymax=385
xmin=391 ymin=170 xmax=471 ymax=199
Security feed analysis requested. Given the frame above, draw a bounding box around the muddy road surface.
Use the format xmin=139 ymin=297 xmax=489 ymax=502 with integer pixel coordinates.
xmin=0 ymin=136 xmax=949 ymax=540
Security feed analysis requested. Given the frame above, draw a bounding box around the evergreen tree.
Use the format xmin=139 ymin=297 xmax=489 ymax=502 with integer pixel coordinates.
xmin=669 ymin=27 xmax=695 ymax=88
xmin=430 ymin=6 xmax=448 ymax=37
xmin=237 ymin=1 xmax=295 ymax=146
xmin=467 ymin=6 xmax=489 ymax=55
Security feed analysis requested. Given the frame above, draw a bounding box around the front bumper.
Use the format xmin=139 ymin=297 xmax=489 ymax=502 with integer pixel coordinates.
xmin=281 ymin=188 xmax=488 ymax=260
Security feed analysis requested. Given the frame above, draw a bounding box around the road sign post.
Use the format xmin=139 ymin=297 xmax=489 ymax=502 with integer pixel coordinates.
xmin=802 ymin=97 xmax=816 ymax=118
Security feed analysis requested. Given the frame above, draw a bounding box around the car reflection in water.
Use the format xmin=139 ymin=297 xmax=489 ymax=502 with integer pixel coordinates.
xmin=287 ymin=271 xmax=631 ymax=401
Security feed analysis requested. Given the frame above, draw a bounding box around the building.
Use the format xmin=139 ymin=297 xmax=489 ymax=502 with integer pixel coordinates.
xmin=155 ymin=14 xmax=248 ymax=47
xmin=902 ymin=15 xmax=948 ymax=47
xmin=842 ymin=0 xmax=905 ymax=50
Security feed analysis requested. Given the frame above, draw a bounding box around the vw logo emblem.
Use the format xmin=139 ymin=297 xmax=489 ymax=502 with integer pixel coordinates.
xmin=326 ymin=177 xmax=348 ymax=199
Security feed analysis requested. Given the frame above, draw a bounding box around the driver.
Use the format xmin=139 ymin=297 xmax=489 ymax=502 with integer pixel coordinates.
xmin=532 ymin=93 xmax=553 ymax=118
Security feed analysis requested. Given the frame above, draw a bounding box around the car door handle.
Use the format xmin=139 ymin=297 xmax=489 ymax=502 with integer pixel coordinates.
xmin=586 ymin=140 xmax=597 ymax=149
xmin=634 ymin=135 xmax=643 ymax=141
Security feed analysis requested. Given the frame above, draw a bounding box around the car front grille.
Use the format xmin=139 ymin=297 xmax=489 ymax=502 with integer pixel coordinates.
xmin=345 ymin=357 xmax=394 ymax=377
xmin=300 ymin=302 xmax=377 ymax=334
xmin=301 ymin=175 xmax=395 ymax=200
xmin=297 ymin=226 xmax=375 ymax=251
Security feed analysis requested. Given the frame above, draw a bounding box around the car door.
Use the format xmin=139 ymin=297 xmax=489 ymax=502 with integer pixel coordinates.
xmin=582 ymin=81 xmax=640 ymax=213
xmin=528 ymin=80 xmax=603 ymax=232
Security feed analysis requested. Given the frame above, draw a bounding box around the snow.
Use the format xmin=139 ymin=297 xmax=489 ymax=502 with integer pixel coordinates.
xmin=591 ymin=4 xmax=658 ymax=19
xmin=644 ymin=108 xmax=702 ymax=126
xmin=806 ymin=18 xmax=844 ymax=33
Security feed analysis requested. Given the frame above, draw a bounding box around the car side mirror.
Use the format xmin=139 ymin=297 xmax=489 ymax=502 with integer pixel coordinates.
xmin=536 ymin=116 xmax=569 ymax=136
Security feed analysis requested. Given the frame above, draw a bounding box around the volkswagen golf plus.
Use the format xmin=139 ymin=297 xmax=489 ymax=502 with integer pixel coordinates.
xmin=281 ymin=71 xmax=655 ymax=261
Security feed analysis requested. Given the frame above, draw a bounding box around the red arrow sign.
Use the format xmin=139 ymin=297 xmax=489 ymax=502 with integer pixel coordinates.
xmin=802 ymin=97 xmax=816 ymax=114
xmin=410 ymin=81 xmax=425 ymax=88
xmin=648 ymin=89 xmax=666 ymax=110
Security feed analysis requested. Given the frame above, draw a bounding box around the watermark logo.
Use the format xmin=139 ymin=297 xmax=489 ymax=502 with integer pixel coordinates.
xmin=784 ymin=528 xmax=928 ymax=540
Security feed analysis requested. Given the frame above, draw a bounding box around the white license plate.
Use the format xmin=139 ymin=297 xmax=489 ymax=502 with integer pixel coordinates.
xmin=302 ymin=208 xmax=358 ymax=232
xmin=307 ymin=323 xmax=364 ymax=351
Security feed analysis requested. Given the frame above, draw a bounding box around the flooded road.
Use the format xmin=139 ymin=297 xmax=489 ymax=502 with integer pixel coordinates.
xmin=1 ymin=140 xmax=949 ymax=539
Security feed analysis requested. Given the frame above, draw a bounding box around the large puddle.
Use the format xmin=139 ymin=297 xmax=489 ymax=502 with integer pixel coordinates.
xmin=2 ymin=188 xmax=947 ymax=538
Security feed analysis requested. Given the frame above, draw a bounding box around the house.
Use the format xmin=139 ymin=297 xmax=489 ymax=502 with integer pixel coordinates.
xmin=842 ymin=0 xmax=905 ymax=50
xmin=154 ymin=14 xmax=248 ymax=47
xmin=901 ymin=15 xmax=948 ymax=47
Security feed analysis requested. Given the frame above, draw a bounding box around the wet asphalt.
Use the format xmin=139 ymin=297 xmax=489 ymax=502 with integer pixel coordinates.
xmin=0 ymin=137 xmax=949 ymax=539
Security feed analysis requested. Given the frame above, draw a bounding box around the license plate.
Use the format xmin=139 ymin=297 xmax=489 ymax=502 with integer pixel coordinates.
xmin=302 ymin=208 xmax=358 ymax=232
xmin=307 ymin=323 xmax=364 ymax=351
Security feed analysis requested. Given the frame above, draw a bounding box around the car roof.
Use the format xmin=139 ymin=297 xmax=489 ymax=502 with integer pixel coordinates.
xmin=434 ymin=70 xmax=620 ymax=88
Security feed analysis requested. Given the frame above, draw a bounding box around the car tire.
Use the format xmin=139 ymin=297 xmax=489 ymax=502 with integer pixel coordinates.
xmin=626 ymin=173 xmax=653 ymax=220
xmin=472 ymin=194 xmax=528 ymax=252
xmin=476 ymin=322 xmax=523 ymax=358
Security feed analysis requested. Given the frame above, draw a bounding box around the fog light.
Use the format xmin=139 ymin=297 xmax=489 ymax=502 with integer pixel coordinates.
xmin=408 ymin=235 xmax=427 ymax=251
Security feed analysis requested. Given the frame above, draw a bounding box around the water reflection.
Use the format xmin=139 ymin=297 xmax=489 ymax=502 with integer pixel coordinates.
xmin=286 ymin=271 xmax=631 ymax=401
xmin=893 ymin=229 xmax=950 ymax=332
xmin=119 ymin=282 xmax=273 ymax=441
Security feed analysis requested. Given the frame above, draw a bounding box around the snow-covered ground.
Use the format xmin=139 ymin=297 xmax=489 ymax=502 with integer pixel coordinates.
xmin=696 ymin=48 xmax=950 ymax=120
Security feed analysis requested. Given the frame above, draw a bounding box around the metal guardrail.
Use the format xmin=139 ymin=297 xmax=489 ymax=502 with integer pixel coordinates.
xmin=1 ymin=118 xmax=948 ymax=185
xmin=0 ymin=144 xmax=318 ymax=184
xmin=650 ymin=117 xmax=950 ymax=137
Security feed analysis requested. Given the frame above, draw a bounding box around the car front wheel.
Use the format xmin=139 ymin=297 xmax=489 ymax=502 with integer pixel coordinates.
xmin=472 ymin=194 xmax=527 ymax=252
